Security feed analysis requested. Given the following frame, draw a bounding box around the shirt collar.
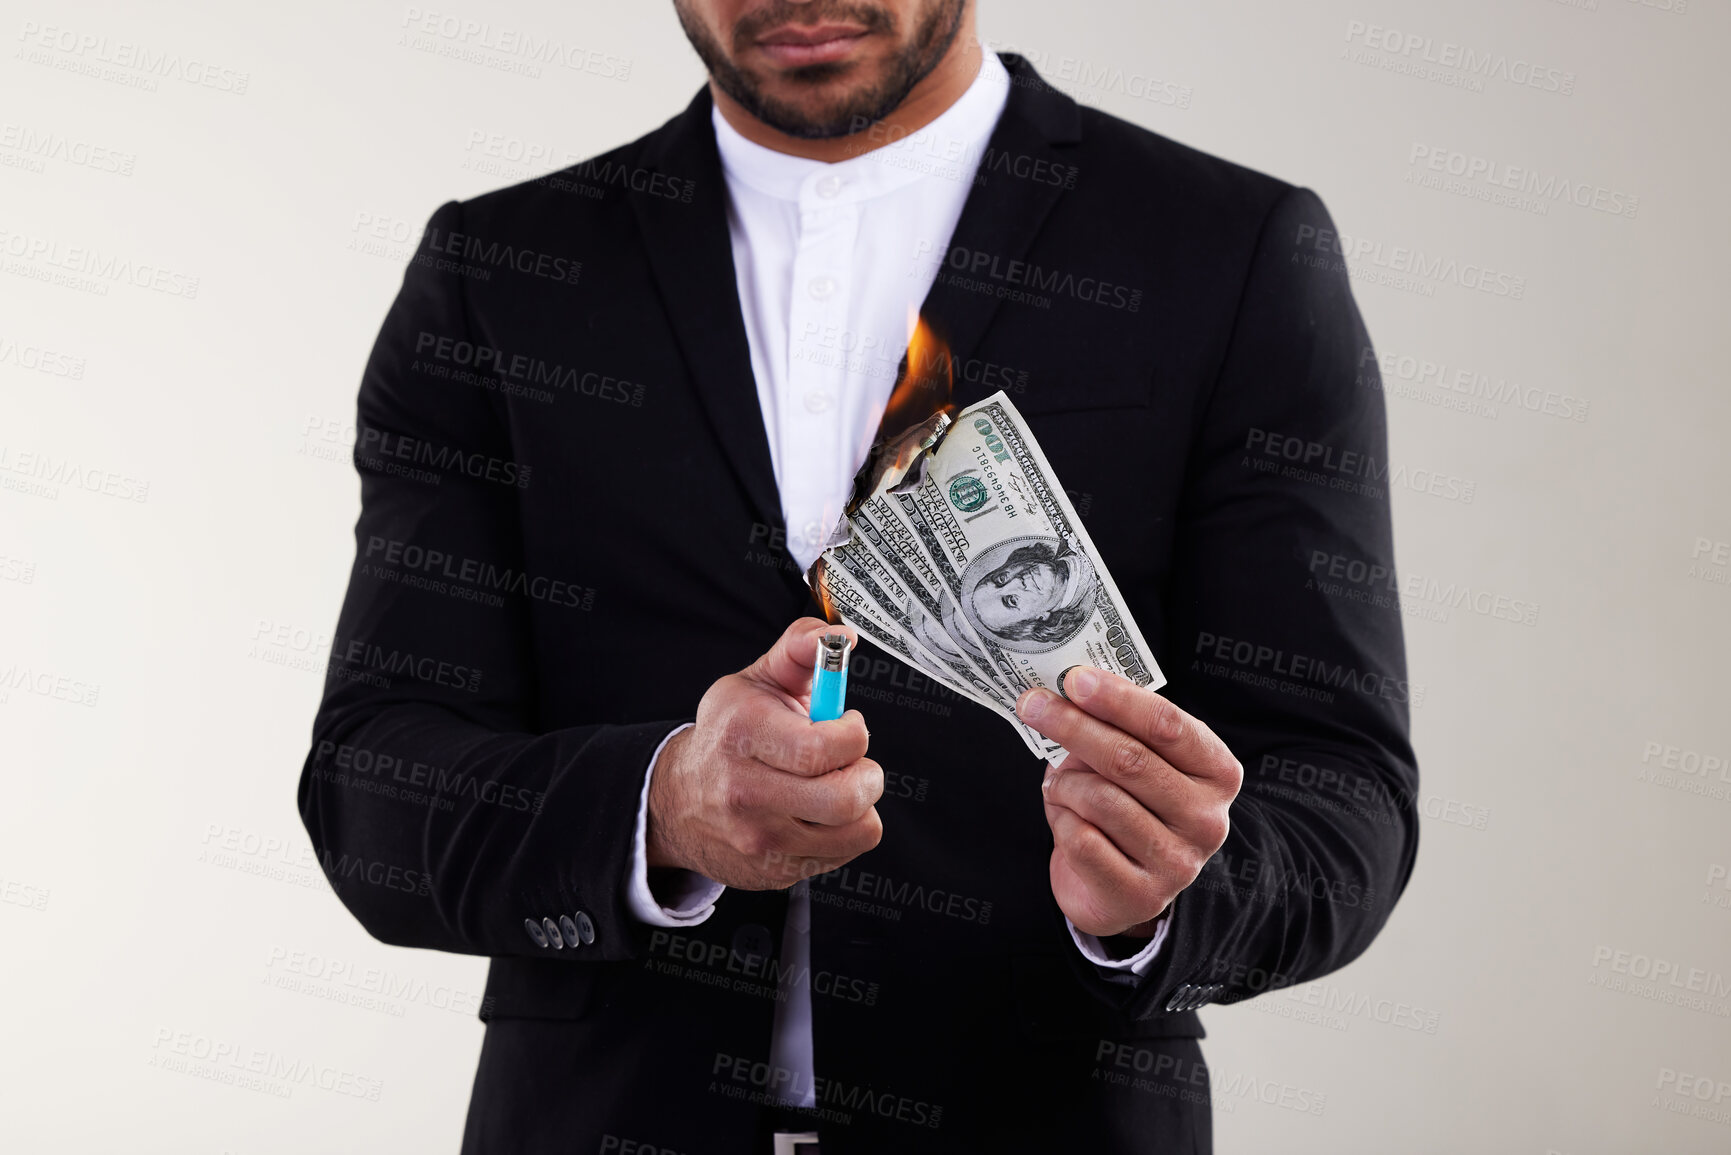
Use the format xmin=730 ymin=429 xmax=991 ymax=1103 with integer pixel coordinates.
xmin=711 ymin=47 xmax=1011 ymax=204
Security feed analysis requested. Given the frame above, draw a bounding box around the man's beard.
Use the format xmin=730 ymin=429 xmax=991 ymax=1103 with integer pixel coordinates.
xmin=674 ymin=0 xmax=967 ymax=140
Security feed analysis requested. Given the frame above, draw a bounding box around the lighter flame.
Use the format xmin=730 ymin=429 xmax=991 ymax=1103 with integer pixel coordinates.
xmin=811 ymin=558 xmax=840 ymax=625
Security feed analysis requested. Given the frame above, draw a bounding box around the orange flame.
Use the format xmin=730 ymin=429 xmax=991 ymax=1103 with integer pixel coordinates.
xmin=819 ymin=313 xmax=955 ymax=620
xmin=811 ymin=558 xmax=840 ymax=625
xmin=884 ymin=310 xmax=954 ymax=440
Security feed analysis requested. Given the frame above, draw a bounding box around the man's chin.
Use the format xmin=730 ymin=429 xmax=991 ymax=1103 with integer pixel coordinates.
xmin=744 ymin=101 xmax=885 ymax=140
xmin=744 ymin=85 xmax=895 ymax=139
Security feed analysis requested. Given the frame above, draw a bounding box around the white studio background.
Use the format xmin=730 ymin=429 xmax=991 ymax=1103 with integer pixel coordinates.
xmin=2 ymin=1 xmax=1727 ymax=1151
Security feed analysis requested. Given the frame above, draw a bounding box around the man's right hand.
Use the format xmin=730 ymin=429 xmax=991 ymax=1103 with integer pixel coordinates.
xmin=646 ymin=618 xmax=883 ymax=889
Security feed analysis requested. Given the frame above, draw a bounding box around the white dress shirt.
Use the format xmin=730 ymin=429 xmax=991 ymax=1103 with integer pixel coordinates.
xmin=624 ymin=48 xmax=1170 ymax=1109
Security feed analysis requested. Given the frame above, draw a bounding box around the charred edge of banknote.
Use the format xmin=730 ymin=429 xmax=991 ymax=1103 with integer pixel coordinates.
xmin=846 ymin=411 xmax=953 ymax=518
xmin=809 ymin=411 xmax=955 ymax=590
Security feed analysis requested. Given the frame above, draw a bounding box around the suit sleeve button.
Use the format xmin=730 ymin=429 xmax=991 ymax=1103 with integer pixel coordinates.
xmin=558 ymin=915 xmax=580 ymax=947
xmin=523 ymin=918 xmax=549 ymax=948
xmin=575 ymin=911 xmax=596 ymax=945
xmin=542 ymin=918 xmax=564 ymax=949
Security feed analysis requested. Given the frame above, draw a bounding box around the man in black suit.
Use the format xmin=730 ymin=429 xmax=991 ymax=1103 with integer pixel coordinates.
xmin=300 ymin=1 xmax=1419 ymax=1151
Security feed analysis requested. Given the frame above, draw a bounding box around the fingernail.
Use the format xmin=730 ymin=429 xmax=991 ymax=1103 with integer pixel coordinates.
xmin=1017 ymin=688 xmax=1053 ymax=722
xmin=1065 ymin=667 xmax=1099 ymax=701
xmin=1041 ymin=769 xmax=1055 ymax=796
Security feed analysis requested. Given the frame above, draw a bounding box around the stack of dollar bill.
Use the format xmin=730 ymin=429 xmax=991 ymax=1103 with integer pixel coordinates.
xmin=809 ymin=391 xmax=1166 ymax=763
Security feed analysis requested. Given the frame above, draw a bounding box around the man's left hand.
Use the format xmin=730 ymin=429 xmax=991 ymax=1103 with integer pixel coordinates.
xmin=1016 ymin=668 xmax=1243 ymax=939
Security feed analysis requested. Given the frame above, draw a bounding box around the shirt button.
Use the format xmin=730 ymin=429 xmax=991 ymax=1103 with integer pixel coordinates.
xmin=807 ymin=276 xmax=837 ymax=301
xmin=815 ymin=174 xmax=843 ymax=198
xmin=803 ymin=391 xmax=833 ymax=414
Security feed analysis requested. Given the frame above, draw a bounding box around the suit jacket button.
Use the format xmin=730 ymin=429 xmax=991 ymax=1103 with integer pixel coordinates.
xmin=1165 ymin=984 xmax=1193 ymax=1013
xmin=558 ymin=915 xmax=580 ymax=947
xmin=575 ymin=911 xmax=596 ymax=945
xmin=542 ymin=917 xmax=564 ymax=949
xmin=523 ymin=918 xmax=549 ymax=948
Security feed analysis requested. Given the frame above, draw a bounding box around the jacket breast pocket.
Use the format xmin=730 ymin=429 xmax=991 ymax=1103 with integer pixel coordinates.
xmin=1001 ymin=369 xmax=1154 ymax=418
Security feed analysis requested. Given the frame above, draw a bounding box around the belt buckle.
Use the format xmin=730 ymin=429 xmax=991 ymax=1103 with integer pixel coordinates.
xmin=772 ymin=1131 xmax=820 ymax=1155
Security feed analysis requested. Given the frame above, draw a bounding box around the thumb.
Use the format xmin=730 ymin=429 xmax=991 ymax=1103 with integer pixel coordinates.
xmin=747 ymin=617 xmax=858 ymax=698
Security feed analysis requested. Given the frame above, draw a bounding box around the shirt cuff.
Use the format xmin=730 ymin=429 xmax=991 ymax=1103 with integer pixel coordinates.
xmin=1067 ymin=905 xmax=1173 ymax=978
xmin=625 ymin=722 xmax=725 ymax=926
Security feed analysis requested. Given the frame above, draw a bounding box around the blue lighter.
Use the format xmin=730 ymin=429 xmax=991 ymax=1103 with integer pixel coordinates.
xmin=809 ymin=633 xmax=853 ymax=722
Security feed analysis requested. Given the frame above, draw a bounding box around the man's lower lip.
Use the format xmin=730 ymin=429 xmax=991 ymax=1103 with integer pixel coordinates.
xmin=756 ymin=34 xmax=867 ymax=67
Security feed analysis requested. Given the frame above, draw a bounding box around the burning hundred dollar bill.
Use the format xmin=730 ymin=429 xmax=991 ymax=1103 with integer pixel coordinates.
xmin=809 ymin=390 xmax=1165 ymax=762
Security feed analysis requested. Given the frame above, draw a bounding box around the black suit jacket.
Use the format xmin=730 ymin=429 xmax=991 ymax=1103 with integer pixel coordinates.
xmin=299 ymin=54 xmax=1419 ymax=1154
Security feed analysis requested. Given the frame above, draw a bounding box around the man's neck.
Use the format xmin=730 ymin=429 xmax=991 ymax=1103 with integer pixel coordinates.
xmin=710 ymin=34 xmax=984 ymax=163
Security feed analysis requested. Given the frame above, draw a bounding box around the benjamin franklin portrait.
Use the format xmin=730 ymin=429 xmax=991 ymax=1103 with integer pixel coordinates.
xmin=959 ymin=534 xmax=1099 ymax=652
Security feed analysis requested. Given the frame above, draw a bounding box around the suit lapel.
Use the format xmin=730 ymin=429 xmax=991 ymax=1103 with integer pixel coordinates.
xmin=629 ymin=87 xmax=786 ymax=536
xmin=921 ymin=54 xmax=1083 ymax=411
xmin=628 ymin=56 xmax=1083 ymax=532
